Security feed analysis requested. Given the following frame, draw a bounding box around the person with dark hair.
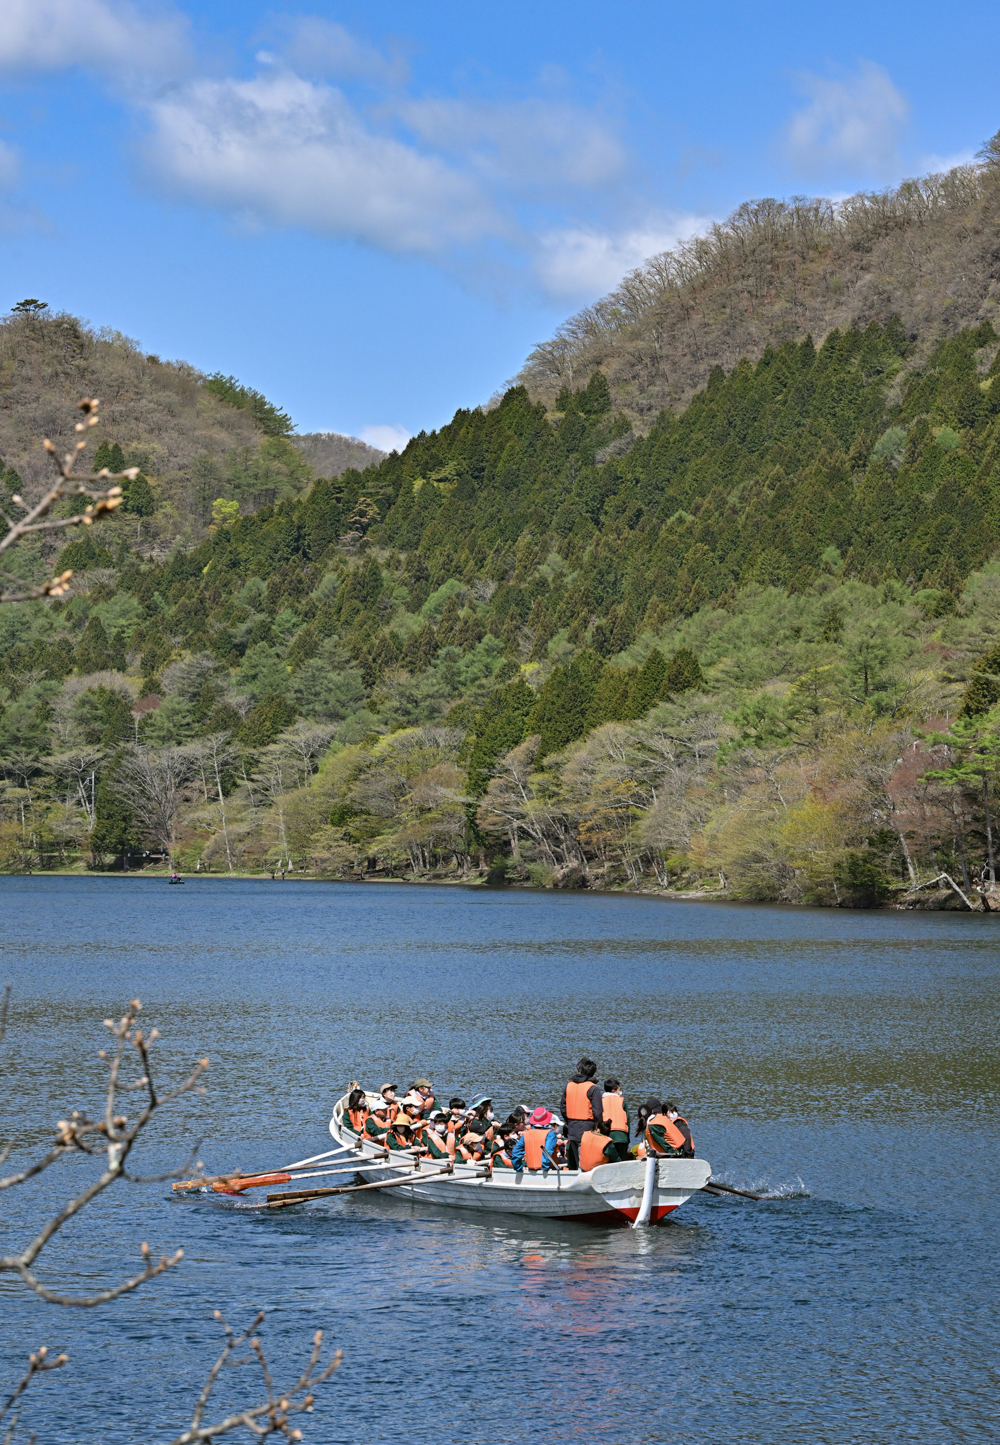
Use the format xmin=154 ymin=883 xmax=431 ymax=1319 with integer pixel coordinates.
xmin=601 ymin=1077 xmax=630 ymax=1161
xmin=346 ymin=1088 xmax=369 ymax=1134
xmin=579 ymin=1119 xmax=618 ymax=1172
xmin=634 ymin=1097 xmax=660 ymax=1157
xmin=644 ymin=1100 xmax=695 ymax=1158
xmin=560 ymin=1057 xmax=602 ymax=1170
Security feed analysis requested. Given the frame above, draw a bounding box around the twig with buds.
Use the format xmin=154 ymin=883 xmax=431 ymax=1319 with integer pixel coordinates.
xmin=0 ymin=397 xmax=131 ymax=603
xmin=167 ymin=1313 xmax=341 ymax=1444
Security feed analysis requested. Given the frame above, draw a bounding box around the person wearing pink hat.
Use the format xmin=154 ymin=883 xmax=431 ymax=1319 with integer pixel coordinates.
xmin=511 ymin=1106 xmax=559 ymax=1174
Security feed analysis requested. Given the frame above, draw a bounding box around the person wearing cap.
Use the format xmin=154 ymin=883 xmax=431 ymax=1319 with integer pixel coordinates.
xmin=380 ymin=1084 xmax=400 ymax=1122
xmin=410 ymin=1079 xmax=436 ymax=1114
xmin=423 ymin=1111 xmax=454 ymax=1161
xmin=399 ymin=1092 xmax=426 ymax=1126
xmin=364 ymin=1101 xmax=391 ymax=1141
xmin=560 ymin=1057 xmax=603 ymax=1170
xmin=512 ymin=1107 xmax=560 ymax=1175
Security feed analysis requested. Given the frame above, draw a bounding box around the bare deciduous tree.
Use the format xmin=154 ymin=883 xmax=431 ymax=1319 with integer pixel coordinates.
xmin=110 ymin=746 xmax=200 ymax=866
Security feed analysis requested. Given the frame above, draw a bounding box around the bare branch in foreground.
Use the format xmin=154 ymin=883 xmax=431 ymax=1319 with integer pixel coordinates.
xmin=0 ymin=998 xmax=208 ymax=1307
xmin=0 ymin=1346 xmax=68 ymax=1444
xmin=167 ymin=1313 xmax=342 ymax=1445
xmin=0 ymin=397 xmax=130 ymax=603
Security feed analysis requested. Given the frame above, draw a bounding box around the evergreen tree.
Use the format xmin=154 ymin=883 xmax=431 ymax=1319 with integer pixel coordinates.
xmin=74 ymin=616 xmax=125 ymax=673
xmin=466 ymin=677 xmax=535 ymax=794
xmin=237 ymin=694 xmax=297 ymax=746
xmin=665 ymin=647 xmax=705 ymax=694
xmin=962 ymin=642 xmax=1000 ymax=716
xmin=627 ymin=649 xmax=668 ymax=717
xmin=90 ymin=757 xmax=139 ymax=867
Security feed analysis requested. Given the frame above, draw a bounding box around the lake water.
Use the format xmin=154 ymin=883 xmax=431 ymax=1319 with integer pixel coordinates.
xmin=1 ymin=876 xmax=997 ymax=1443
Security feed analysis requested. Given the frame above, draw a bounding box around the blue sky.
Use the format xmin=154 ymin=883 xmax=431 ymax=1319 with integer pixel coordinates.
xmin=1 ymin=1 xmax=997 ymax=446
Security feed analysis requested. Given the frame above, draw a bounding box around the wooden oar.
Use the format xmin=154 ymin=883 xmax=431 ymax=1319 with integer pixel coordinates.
xmin=701 ymin=1180 xmax=763 ymax=1201
xmin=172 ymin=1148 xmax=388 ymax=1193
xmin=264 ymin=1165 xmax=460 ymax=1208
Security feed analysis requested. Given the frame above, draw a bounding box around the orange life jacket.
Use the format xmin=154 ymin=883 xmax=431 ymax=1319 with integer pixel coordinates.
xmin=348 ymin=1107 xmax=368 ymax=1132
xmin=603 ymin=1093 xmax=627 ymax=1132
xmin=645 ymin=1113 xmax=687 ymax=1155
xmin=579 ymin=1129 xmax=611 ymax=1172
xmin=566 ymin=1079 xmax=595 ymax=1121
xmin=523 ymin=1127 xmax=553 ymax=1170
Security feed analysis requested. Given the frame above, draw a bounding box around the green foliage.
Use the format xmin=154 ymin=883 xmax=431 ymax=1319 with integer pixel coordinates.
xmin=90 ymin=756 xmax=139 ymax=863
xmin=238 ymin=694 xmax=297 ymax=746
xmin=467 ymin=678 xmax=535 ymax=793
xmin=832 ymin=849 xmax=895 ymax=906
xmin=204 ymin=373 xmax=293 ymax=437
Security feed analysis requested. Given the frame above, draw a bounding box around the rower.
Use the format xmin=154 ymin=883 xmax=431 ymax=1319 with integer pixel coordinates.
xmin=644 ymin=1100 xmax=694 ymax=1158
xmin=364 ymin=1102 xmax=391 ymax=1141
xmin=410 ymin=1077 xmax=435 ymax=1114
xmin=387 ymin=1118 xmax=417 ymax=1152
xmin=380 ymin=1083 xmax=400 ymax=1122
xmin=602 ymin=1077 xmax=630 ymax=1161
xmin=424 ymin=1110 xmax=454 ymax=1161
xmin=579 ymin=1119 xmax=618 ymax=1172
xmin=399 ymin=1091 xmax=427 ymax=1129
xmin=513 ymin=1107 xmax=559 ymax=1176
xmin=465 ymin=1096 xmax=495 ymax=1142
xmin=346 ymin=1088 xmax=369 ymax=1133
xmin=561 ymin=1057 xmax=602 ymax=1170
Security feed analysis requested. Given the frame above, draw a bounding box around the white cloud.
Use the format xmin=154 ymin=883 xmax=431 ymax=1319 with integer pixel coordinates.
xmin=143 ymin=70 xmax=499 ymax=255
xmin=359 ymin=423 xmax=410 ymax=453
xmin=269 ymin=16 xmax=408 ymax=87
xmin=397 ymin=97 xmax=628 ymax=192
xmin=920 ymin=148 xmax=977 ymax=174
xmin=0 ymin=140 xmax=20 ymax=188
xmin=534 ymin=217 xmax=707 ymax=300
xmin=784 ymin=60 xmax=909 ymax=179
xmin=0 ymin=0 xmax=188 ymax=79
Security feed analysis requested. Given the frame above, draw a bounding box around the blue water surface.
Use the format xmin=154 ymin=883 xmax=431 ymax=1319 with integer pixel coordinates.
xmin=1 ymin=876 xmax=996 ymax=1443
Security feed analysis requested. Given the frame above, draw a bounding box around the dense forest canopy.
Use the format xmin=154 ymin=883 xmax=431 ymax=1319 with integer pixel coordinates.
xmin=4 ymin=140 xmax=1000 ymax=905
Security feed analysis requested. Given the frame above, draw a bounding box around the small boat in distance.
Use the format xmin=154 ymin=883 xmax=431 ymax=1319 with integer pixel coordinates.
xmin=328 ymin=1093 xmax=711 ymax=1225
xmin=169 ymin=873 xmax=185 ymax=884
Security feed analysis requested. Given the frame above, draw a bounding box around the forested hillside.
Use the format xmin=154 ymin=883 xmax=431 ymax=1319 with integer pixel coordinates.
xmin=518 ymin=131 xmax=1000 ymax=425
xmin=4 ymin=144 xmax=1000 ymax=905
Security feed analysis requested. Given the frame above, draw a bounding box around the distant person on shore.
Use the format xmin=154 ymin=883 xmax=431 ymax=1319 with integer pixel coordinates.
xmin=561 ymin=1058 xmax=602 ymax=1169
xmin=601 ymin=1078 xmax=631 ymax=1161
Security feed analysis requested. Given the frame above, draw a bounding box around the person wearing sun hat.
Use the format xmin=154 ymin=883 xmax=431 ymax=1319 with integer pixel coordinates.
xmin=512 ymin=1106 xmax=559 ymax=1175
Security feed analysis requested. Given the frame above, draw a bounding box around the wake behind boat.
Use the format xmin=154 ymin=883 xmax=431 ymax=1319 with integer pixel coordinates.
xmin=325 ymin=1092 xmax=711 ymax=1225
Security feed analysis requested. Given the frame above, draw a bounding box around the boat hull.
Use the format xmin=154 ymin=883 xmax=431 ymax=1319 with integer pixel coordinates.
xmin=329 ymin=1098 xmax=710 ymax=1225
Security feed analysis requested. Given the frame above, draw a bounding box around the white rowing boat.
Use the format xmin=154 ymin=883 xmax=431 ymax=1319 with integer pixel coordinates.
xmin=328 ymin=1094 xmax=711 ymax=1226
